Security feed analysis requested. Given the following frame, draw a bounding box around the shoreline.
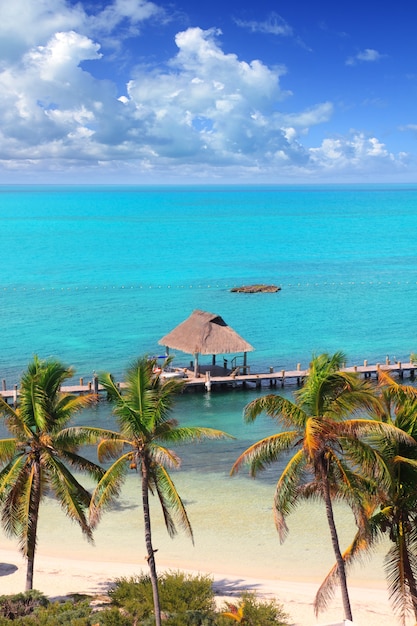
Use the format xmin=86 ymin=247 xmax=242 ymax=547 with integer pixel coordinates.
xmin=0 ymin=476 xmax=400 ymax=625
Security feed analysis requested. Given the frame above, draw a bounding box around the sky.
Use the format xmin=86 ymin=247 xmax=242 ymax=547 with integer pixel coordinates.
xmin=1 ymin=0 xmax=417 ymax=184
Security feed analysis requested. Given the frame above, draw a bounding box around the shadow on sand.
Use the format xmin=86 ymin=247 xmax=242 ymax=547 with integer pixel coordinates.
xmin=212 ymin=578 xmax=261 ymax=598
xmin=0 ymin=563 xmax=18 ymax=577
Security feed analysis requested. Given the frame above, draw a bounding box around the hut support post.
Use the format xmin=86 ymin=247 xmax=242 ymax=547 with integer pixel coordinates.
xmin=194 ymin=353 xmax=199 ymax=378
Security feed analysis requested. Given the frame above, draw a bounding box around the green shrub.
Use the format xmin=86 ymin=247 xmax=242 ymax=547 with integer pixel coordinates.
xmin=0 ymin=590 xmax=48 ymax=619
xmin=219 ymin=591 xmax=291 ymax=626
xmin=108 ymin=573 xmax=154 ymax=622
xmin=93 ymin=606 xmax=133 ymax=626
xmin=29 ymin=599 xmax=94 ymax=625
xmin=109 ymin=570 xmax=217 ymax=625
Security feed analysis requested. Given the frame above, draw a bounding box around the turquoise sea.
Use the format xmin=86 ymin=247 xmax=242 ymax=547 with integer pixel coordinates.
xmin=2 ymin=183 xmax=417 ymax=382
xmin=1 ymin=184 xmax=416 ymax=616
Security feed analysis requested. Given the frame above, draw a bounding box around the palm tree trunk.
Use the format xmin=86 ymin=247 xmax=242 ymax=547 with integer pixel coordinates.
xmin=141 ymin=460 xmax=162 ymax=626
xmin=26 ymin=461 xmax=41 ymax=591
xmin=323 ymin=475 xmax=353 ymax=622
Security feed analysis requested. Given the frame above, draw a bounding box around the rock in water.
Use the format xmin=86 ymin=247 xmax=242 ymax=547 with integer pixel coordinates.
xmin=230 ymin=284 xmax=281 ymax=293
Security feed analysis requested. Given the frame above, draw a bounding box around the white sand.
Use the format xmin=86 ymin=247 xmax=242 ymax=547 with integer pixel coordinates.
xmin=0 ymin=542 xmax=398 ymax=626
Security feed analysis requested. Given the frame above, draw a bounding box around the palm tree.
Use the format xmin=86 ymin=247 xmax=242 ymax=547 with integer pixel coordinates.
xmin=231 ymin=352 xmax=407 ymax=623
xmin=89 ymin=356 xmax=230 ymax=626
xmin=0 ymin=356 xmax=103 ymax=590
xmin=316 ymin=371 xmax=417 ymax=625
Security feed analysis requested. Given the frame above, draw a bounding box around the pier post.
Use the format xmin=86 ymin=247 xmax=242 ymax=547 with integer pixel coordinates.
xmin=205 ymin=371 xmax=211 ymax=392
xmin=93 ymin=375 xmax=98 ymax=394
xmin=79 ymin=378 xmax=84 ymax=387
xmin=281 ymin=370 xmax=285 ymax=387
xmin=13 ymin=384 xmax=18 ymax=408
xmin=2 ymin=379 xmax=5 ymax=392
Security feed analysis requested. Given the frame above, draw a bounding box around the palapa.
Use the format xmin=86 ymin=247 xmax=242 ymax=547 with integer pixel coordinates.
xmin=158 ymin=309 xmax=254 ymax=376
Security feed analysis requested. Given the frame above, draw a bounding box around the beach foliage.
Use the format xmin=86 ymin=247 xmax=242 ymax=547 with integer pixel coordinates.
xmin=316 ymin=371 xmax=417 ymax=626
xmin=219 ymin=591 xmax=290 ymax=625
xmin=0 ymin=590 xmax=48 ymax=620
xmin=108 ymin=571 xmax=217 ymax=624
xmin=231 ymin=351 xmax=411 ymax=623
xmin=88 ymin=356 xmax=231 ymax=626
xmin=0 ymin=574 xmax=291 ymax=624
xmin=0 ymin=357 xmax=104 ymax=591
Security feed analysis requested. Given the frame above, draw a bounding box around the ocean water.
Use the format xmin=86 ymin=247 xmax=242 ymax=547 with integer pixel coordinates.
xmin=1 ymin=184 xmax=416 ymax=608
xmin=1 ymin=183 xmax=417 ymax=382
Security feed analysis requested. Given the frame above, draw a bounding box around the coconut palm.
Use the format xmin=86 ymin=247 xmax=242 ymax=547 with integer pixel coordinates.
xmin=89 ymin=356 xmax=230 ymax=626
xmin=316 ymin=371 xmax=417 ymax=625
xmin=0 ymin=356 xmax=103 ymax=590
xmin=231 ymin=352 xmax=408 ymax=623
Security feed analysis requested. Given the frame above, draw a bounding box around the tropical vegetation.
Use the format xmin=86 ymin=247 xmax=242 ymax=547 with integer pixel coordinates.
xmin=316 ymin=370 xmax=417 ymax=625
xmin=231 ymin=351 xmax=412 ymax=623
xmin=0 ymin=573 xmax=291 ymax=625
xmin=87 ymin=356 xmax=231 ymax=626
xmin=2 ymin=352 xmax=417 ymax=624
xmin=0 ymin=357 xmax=104 ymax=590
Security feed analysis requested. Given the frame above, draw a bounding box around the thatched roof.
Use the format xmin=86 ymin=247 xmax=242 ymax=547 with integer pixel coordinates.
xmin=158 ymin=309 xmax=254 ymax=356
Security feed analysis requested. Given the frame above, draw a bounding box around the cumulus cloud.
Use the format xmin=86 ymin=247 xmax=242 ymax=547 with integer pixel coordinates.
xmin=234 ymin=12 xmax=293 ymax=37
xmin=346 ymin=48 xmax=386 ymax=66
xmin=0 ymin=1 xmax=407 ymax=181
xmin=308 ymin=133 xmax=396 ymax=172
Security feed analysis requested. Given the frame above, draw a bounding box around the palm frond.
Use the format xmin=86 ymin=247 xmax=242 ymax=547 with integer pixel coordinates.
xmin=244 ymin=394 xmax=307 ymax=429
xmin=273 ymin=449 xmax=308 ymax=542
xmin=385 ymin=543 xmax=413 ymax=624
xmin=0 ymin=439 xmax=18 ymax=464
xmin=150 ymin=464 xmax=193 ymax=542
xmin=158 ymin=425 xmax=233 ymax=444
xmin=49 ymin=394 xmax=97 ymax=430
xmin=54 ymin=426 xmax=105 ymax=449
xmin=230 ymin=431 xmax=299 ymax=477
xmin=149 ymin=444 xmax=181 ymax=469
xmin=97 ymin=437 xmax=130 ymax=462
xmin=89 ymin=454 xmax=130 ymax=527
xmin=45 ymin=455 xmax=93 ymax=542
xmin=57 ymin=449 xmax=105 ymax=481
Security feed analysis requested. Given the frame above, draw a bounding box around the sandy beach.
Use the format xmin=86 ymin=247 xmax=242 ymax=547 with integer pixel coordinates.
xmin=0 ymin=472 xmax=403 ymax=626
xmin=0 ymin=543 xmax=395 ymax=626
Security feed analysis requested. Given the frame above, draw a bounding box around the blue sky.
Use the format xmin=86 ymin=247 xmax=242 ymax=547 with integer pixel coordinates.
xmin=1 ymin=0 xmax=416 ymax=184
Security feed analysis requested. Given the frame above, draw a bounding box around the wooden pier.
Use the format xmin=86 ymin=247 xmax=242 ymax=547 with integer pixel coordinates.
xmin=183 ymin=359 xmax=417 ymax=392
xmin=1 ymin=358 xmax=416 ymax=403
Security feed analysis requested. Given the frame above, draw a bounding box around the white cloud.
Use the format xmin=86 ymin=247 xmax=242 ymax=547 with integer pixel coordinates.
xmin=88 ymin=0 xmax=163 ymax=36
xmin=279 ymin=103 xmax=334 ymax=128
xmin=309 ymin=132 xmax=395 ymax=171
xmin=400 ymin=124 xmax=417 ymax=134
xmin=346 ymin=48 xmax=386 ymax=66
xmin=0 ymin=1 xmax=408 ymax=182
xmin=234 ymin=12 xmax=293 ymax=37
xmin=25 ymin=31 xmax=102 ymax=82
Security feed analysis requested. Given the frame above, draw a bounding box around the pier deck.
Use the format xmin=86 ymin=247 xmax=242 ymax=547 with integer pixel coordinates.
xmin=0 ymin=360 xmax=415 ymax=402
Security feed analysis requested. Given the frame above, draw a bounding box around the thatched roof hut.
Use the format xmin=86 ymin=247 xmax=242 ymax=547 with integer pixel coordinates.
xmin=158 ymin=309 xmax=254 ymax=376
